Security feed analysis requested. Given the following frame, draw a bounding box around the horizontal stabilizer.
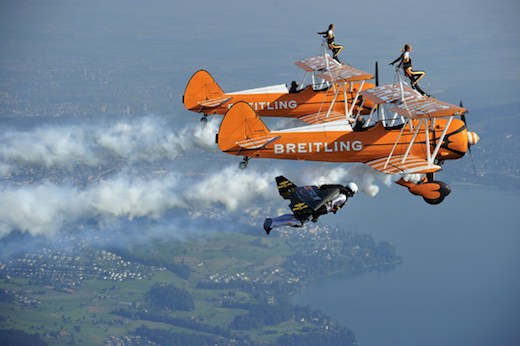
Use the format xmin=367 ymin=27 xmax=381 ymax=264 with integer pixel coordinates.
xmin=297 ymin=111 xmax=346 ymax=125
xmin=197 ymin=96 xmax=231 ymax=108
xmin=236 ymin=135 xmax=280 ymax=150
xmin=366 ymin=155 xmax=441 ymax=175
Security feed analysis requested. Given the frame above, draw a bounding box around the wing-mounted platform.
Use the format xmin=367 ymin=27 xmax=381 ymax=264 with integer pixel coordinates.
xmin=317 ymin=64 xmax=375 ymax=83
xmin=294 ymin=55 xmax=340 ymax=92
xmin=295 ymin=55 xmax=339 ymax=72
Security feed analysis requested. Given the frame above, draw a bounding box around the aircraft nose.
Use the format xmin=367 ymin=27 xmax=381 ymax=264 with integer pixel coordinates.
xmin=467 ymin=131 xmax=480 ymax=146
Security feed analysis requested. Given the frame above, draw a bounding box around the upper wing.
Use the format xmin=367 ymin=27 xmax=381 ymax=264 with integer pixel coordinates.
xmin=295 ymin=55 xmax=340 ymax=72
xmin=317 ymin=64 xmax=374 ymax=83
xmin=365 ymin=154 xmax=441 ymax=175
xmin=389 ymin=98 xmax=467 ymax=119
xmin=359 ymin=84 xmax=467 ymax=119
xmin=359 ymin=83 xmax=418 ymax=104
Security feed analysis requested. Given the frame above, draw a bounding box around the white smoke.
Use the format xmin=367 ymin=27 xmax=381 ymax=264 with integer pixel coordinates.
xmin=1 ymin=126 xmax=99 ymax=169
xmin=184 ymin=166 xmax=279 ymax=210
xmin=0 ymin=112 xmax=396 ymax=240
xmin=0 ymin=182 xmax=82 ymax=237
xmin=401 ymin=173 xmax=424 ymax=184
xmin=0 ymin=116 xmax=220 ymax=175
xmin=303 ymin=164 xmax=393 ymax=197
xmin=0 ymin=166 xmax=279 ymax=238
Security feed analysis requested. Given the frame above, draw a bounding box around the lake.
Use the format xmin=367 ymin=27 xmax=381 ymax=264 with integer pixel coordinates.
xmin=295 ymin=184 xmax=520 ymax=346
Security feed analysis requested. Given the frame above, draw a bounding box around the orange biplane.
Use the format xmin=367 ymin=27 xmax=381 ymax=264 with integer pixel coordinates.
xmin=183 ymin=55 xmax=376 ymax=124
xmin=216 ymin=76 xmax=480 ymax=204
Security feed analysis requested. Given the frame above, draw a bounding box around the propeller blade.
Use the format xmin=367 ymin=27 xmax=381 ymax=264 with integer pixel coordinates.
xmin=460 ymin=100 xmax=468 ymax=125
xmin=460 ymin=100 xmax=478 ymax=175
xmin=375 ymin=61 xmax=379 ymax=87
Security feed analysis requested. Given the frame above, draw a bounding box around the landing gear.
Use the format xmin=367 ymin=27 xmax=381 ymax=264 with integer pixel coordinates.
xmin=200 ymin=114 xmax=208 ymax=123
xmin=422 ymin=181 xmax=451 ymax=205
xmin=396 ymin=175 xmax=451 ymax=205
xmin=238 ymin=157 xmax=250 ymax=170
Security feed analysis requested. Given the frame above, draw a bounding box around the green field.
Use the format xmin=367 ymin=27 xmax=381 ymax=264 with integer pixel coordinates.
xmin=0 ymin=229 xmax=398 ymax=345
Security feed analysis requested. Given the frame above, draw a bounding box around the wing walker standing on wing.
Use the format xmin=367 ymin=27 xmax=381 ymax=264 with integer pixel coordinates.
xmin=184 ymin=30 xmax=480 ymax=207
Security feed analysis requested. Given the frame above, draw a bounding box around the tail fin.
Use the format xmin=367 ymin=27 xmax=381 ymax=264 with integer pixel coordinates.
xmin=183 ymin=70 xmax=226 ymax=112
xmin=276 ymin=176 xmax=297 ymax=200
xmin=217 ymin=102 xmax=275 ymax=154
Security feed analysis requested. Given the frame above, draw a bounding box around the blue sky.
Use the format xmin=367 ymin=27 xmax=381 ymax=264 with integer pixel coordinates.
xmin=1 ymin=0 xmax=519 ymax=110
xmin=1 ymin=3 xmax=518 ymax=344
xmin=0 ymin=0 xmax=519 ymax=238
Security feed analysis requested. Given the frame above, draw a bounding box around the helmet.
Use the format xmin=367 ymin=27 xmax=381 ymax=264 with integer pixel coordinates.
xmin=346 ymin=182 xmax=358 ymax=195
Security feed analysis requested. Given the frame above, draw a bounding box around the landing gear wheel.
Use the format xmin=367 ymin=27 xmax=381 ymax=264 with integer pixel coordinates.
xmin=200 ymin=114 xmax=208 ymax=123
xmin=238 ymin=157 xmax=249 ymax=170
xmin=423 ymin=196 xmax=446 ymax=205
xmin=422 ymin=181 xmax=451 ymax=205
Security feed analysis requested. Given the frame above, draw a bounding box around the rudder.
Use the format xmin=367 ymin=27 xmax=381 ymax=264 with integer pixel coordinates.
xmin=217 ymin=102 xmax=272 ymax=154
xmin=183 ymin=70 xmax=225 ymax=112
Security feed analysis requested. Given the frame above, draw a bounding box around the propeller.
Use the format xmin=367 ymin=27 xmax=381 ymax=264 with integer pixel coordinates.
xmin=375 ymin=61 xmax=379 ymax=87
xmin=375 ymin=61 xmax=380 ymax=119
xmin=459 ymin=101 xmax=479 ymax=175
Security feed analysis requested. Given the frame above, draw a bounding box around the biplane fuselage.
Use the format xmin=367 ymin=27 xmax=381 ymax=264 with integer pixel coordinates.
xmin=184 ymin=59 xmax=376 ymax=124
xmin=218 ymin=102 xmax=467 ymax=167
xmin=217 ymin=100 xmax=479 ymax=204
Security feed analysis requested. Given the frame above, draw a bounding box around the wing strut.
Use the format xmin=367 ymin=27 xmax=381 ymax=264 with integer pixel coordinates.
xmin=431 ymin=116 xmax=453 ymax=161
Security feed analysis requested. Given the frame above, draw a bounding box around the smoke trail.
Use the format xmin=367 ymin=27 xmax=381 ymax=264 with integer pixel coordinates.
xmin=0 ymin=166 xmax=279 ymax=238
xmin=184 ymin=166 xmax=278 ymax=210
xmin=302 ymin=164 xmax=393 ymax=197
xmin=0 ymin=115 xmax=220 ymax=176
xmin=0 ymin=112 xmax=398 ymax=241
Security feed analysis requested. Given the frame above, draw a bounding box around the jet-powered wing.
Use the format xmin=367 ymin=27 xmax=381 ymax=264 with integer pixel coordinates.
xmin=275 ymin=176 xmax=340 ymax=220
xmin=292 ymin=186 xmax=338 ymax=210
xmin=276 ymin=176 xmax=297 ymax=199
